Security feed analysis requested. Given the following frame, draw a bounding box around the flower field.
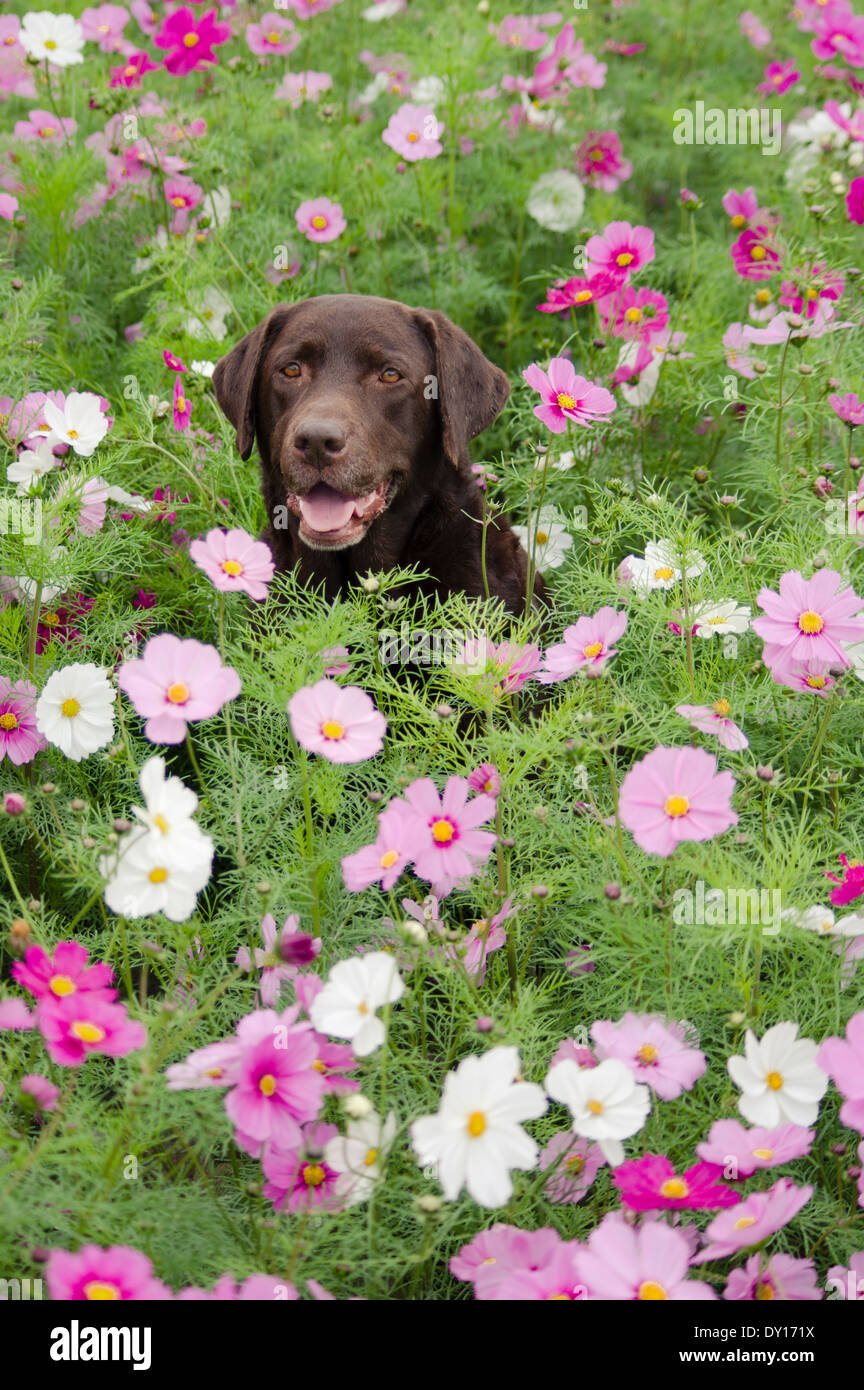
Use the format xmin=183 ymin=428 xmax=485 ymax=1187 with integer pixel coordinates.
xmin=3 ymin=0 xmax=864 ymax=1316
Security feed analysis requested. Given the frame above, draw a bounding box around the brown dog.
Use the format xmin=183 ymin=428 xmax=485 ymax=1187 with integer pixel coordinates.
xmin=212 ymin=294 xmax=544 ymax=613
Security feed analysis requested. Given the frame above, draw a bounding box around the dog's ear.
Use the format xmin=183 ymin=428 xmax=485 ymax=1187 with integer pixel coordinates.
xmin=212 ymin=304 xmax=295 ymax=460
xmin=413 ymin=308 xmax=510 ymax=468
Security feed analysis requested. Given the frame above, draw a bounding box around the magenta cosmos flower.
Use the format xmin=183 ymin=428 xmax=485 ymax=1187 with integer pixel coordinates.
xmin=295 ymin=196 xmax=345 ymax=243
xmin=401 ymin=775 xmax=497 ymax=895
xmin=573 ymin=130 xmax=632 ymax=191
xmin=752 ymin=569 xmax=864 ymax=670
xmin=190 ymin=527 xmax=275 ymax=600
xmin=692 ymin=1180 xmax=813 ymax=1263
xmin=618 ymin=745 xmax=738 ymax=857
xmin=110 ymin=51 xmax=161 ymax=89
xmin=830 ymin=391 xmax=864 ymax=426
xmin=12 ymin=941 xmax=114 ymax=1003
xmin=696 ymin=1119 xmax=814 ymax=1176
xmin=730 ymin=227 xmax=781 ymax=280
xmin=847 ymin=177 xmax=864 ymax=225
xmin=575 ymin=1213 xmax=716 ymax=1300
xmin=827 ymin=853 xmax=864 ymax=907
xmin=235 ymin=913 xmax=320 ymax=1005
xmin=288 ymin=678 xmax=386 ymax=763
xmin=591 ymin=1012 xmax=707 ymax=1099
xmin=522 ymin=357 xmax=616 ymax=434
xmin=223 ymin=1008 xmax=326 ymax=1149
xmin=585 ymin=220 xmax=655 ymax=282
xmin=341 ymin=800 xmax=414 ymax=891
xmin=613 ymin=1154 xmax=739 ymax=1211
xmin=46 ymin=1245 xmax=171 ymax=1301
xmin=757 ymin=60 xmax=799 ymax=95
xmin=536 ymin=271 xmax=617 ymax=315
xmin=261 ymin=1121 xmax=341 ymax=1213
xmin=467 ymin=762 xmax=500 ymax=796
xmin=172 ymin=374 xmax=191 ymax=431
xmin=817 ymin=1010 xmax=864 ymax=1134
xmin=37 ymin=993 xmax=146 ymax=1067
xmin=0 ymin=676 xmax=46 ymax=765
xmin=540 ymin=606 xmax=627 ymax=682
xmin=117 ymin=633 xmax=241 ymax=744
xmin=676 ymin=701 xmax=748 ymax=752
xmin=382 ymin=102 xmax=443 ymax=160
xmin=153 ymin=6 xmax=232 ymax=76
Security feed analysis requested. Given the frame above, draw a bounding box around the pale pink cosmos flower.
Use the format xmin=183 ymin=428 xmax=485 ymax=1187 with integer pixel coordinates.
xmin=46 ymin=1245 xmax=172 ymax=1301
xmin=189 ymin=527 xmax=275 ymax=600
xmin=817 ymin=1010 xmax=864 ymax=1133
xmin=274 ymin=70 xmax=333 ymax=107
xmin=117 ymin=633 xmax=242 ymax=744
xmin=164 ymin=1040 xmax=242 ymax=1090
xmin=618 ymin=745 xmax=738 ymax=857
xmin=235 ymin=913 xmax=320 ymax=1005
xmin=295 ymin=196 xmax=346 ymax=243
xmin=341 ymin=800 xmax=414 ymax=891
xmin=381 ymin=102 xmax=443 ymax=160
xmin=591 ymin=1012 xmax=707 ymax=1100
xmin=575 ymin=1213 xmax=717 ymax=1299
xmin=14 ymin=109 xmax=77 ymax=143
xmin=401 ymin=775 xmax=496 ymax=896
xmin=827 ymin=1251 xmax=864 ymax=1301
xmin=540 ymin=606 xmax=627 ymax=682
xmin=539 ymin=1132 xmax=605 ymax=1204
xmin=740 ymin=10 xmax=771 ymax=49
xmin=696 ymin=1119 xmax=815 ymax=1176
xmin=451 ymin=635 xmax=542 ymax=696
xmin=725 ymin=1253 xmax=821 ymax=1301
xmin=770 ymin=659 xmax=837 ymax=697
xmin=676 ymin=701 xmax=749 ymax=751
xmin=752 ymin=569 xmax=864 ymax=669
xmin=475 ymin=1240 xmax=585 ymax=1300
xmin=247 ymin=12 xmax=298 ymax=56
xmin=80 ymin=4 xmax=130 ymax=52
xmin=830 ymin=391 xmax=864 ymax=425
xmin=445 ymin=897 xmax=515 ymax=983
xmin=20 ymin=1072 xmax=61 ymax=1112
xmin=692 ymin=1180 xmax=813 ymax=1263
xmin=522 ymin=357 xmax=616 ymax=433
xmin=584 ymin=220 xmax=655 ymax=282
xmin=288 ymin=678 xmax=386 ymax=764
xmin=52 ymin=474 xmax=110 ymax=537
xmin=451 ymin=1224 xmax=563 ymax=1287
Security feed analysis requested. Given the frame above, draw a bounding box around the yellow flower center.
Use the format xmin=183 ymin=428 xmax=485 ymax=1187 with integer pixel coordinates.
xmin=574 ymin=289 xmax=592 ymax=303
xmin=303 ymin=1163 xmax=326 ymax=1186
xmin=653 ymin=566 xmax=674 ymax=581
xmin=586 ymin=1099 xmax=604 ymax=1115
xmin=638 ymin=1281 xmax=668 ymax=1300
xmin=61 ymin=697 xmax=80 ymax=718
xmin=617 ymin=252 xmax=634 ymax=267
xmin=44 ymin=611 xmax=60 ymax=626
xmin=311 ymin=215 xmax=328 ymax=230
xmin=167 ymin=682 xmax=190 ymax=704
xmin=312 ymin=1059 xmax=327 ymax=1072
xmin=660 ymin=1177 xmax=689 ymax=1199
xmin=71 ymin=1021 xmax=105 ymax=1043
xmin=84 ymin=1281 xmax=120 ymax=1300
xmin=67 ymin=429 xmax=79 ymax=439
xmin=0 ymin=712 xmax=18 ymax=730
xmin=564 ymin=1154 xmax=585 ymax=1173
xmin=357 ymin=1001 xmax=369 ymax=1015
xmin=806 ymin=675 xmax=827 ymax=688
xmin=267 ymin=30 xmax=281 ymax=42
xmin=321 ymin=720 xmax=344 ymax=740
xmin=755 ymin=288 xmax=771 ymax=304
xmin=407 ymin=131 xmax=419 ymax=142
xmin=364 ymin=1148 xmax=378 ymax=1167
xmin=625 ymin=307 xmax=643 ymax=323
xmin=637 ymin=1043 xmax=659 ymax=1063
xmin=806 ymin=288 xmax=818 ymax=300
xmin=44 ymin=38 xmax=57 ymax=50
xmin=221 ymin=559 xmax=244 ymax=576
xmin=664 ymin=795 xmax=690 ymax=818
xmin=39 ymin=126 xmax=55 ymax=137
xmin=49 ymin=974 xmax=76 ymax=997
xmin=124 ymin=64 xmax=136 ymax=76
xmin=171 ymin=196 xmax=187 ymax=207
xmin=148 ymin=867 xmax=168 ymax=884
xmin=431 ymin=818 xmax=455 ymax=844
xmin=259 ymin=1074 xmax=277 ymax=1096
xmin=752 ymin=1147 xmax=773 ymax=1160
xmin=756 ymin=1280 xmax=775 ymax=1300
xmin=582 ymin=641 xmax=603 ymax=658
xmin=750 ymin=245 xmax=767 ymax=261
xmin=556 ymin=393 xmax=578 ymax=411
xmin=731 ymin=214 xmax=745 ymax=227
xmin=380 ymin=849 xmax=399 ymax=869
xmin=712 ymin=699 xmax=730 ymax=716
xmin=176 ymin=396 xmax=187 ymax=413
xmin=467 ymin=1110 xmax=486 ymax=1137
xmin=183 ymin=31 xmax=199 ymax=47
xmin=798 ymin=610 xmax=824 ymax=634
xmin=766 ymin=1070 xmax=783 ymax=1090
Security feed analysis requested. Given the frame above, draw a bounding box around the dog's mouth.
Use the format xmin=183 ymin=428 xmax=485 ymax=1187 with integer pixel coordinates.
xmin=286 ymin=479 xmax=394 ymax=549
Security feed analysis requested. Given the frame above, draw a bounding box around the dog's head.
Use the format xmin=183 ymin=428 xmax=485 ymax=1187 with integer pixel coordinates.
xmin=212 ymin=294 xmax=510 ymax=551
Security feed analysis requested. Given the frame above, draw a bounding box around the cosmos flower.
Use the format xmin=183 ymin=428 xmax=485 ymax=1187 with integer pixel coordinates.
xmin=618 ymin=745 xmax=738 ymax=857
xmin=309 ymin=951 xmax=405 ymax=1056
xmin=117 ymin=634 xmax=241 ymax=744
xmin=190 ymin=528 xmax=275 ymax=600
xmin=728 ymin=1022 xmax=828 ymax=1127
xmin=288 ymin=679 xmax=386 ymax=764
xmin=522 ymin=357 xmax=616 ymax=433
xmin=575 ymin=1212 xmax=716 ymax=1300
xmin=35 ymin=663 xmax=115 ymax=763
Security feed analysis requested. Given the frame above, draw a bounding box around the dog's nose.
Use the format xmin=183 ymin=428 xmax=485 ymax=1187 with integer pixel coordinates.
xmin=292 ymin=418 xmax=347 ymax=468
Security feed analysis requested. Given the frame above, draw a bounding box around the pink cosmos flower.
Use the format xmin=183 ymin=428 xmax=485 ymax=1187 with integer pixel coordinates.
xmin=274 ymin=70 xmax=332 ymax=107
xmin=46 ymin=1245 xmax=172 ymax=1301
xmin=80 ymin=4 xmax=130 ymax=52
xmin=730 ymin=228 xmax=782 ymax=280
xmin=533 ymin=27 xmax=606 ymax=91
xmin=757 ymin=61 xmax=800 ymax=95
xmin=536 ymin=272 xmax=617 ymax=315
xmin=467 ymin=762 xmax=500 ymax=797
xmin=725 ymin=1253 xmax=821 ymax=1301
xmin=551 ymin=1037 xmax=597 ymax=1070
xmin=575 ymin=1213 xmax=716 ymax=1300
xmin=573 ymin=130 xmax=632 ymax=191
xmin=451 ymin=1223 xmax=563 ymax=1285
xmin=591 ymin=1012 xmax=707 ymax=1099
xmin=723 ymin=323 xmax=759 ymax=378
xmin=613 ymin=1154 xmax=739 ymax=1211
xmin=12 ymin=941 xmax=114 ymax=1002
xmin=827 ymin=1251 xmax=864 ymax=1300
xmin=0 ymin=677 xmax=46 ymax=765
xmin=341 ymin=800 xmax=414 ymax=891
xmin=522 ymin=357 xmax=616 ymax=433
xmin=153 ymin=7 xmax=232 ymax=77
xmin=0 ymin=194 xmax=19 ymax=221
xmin=381 ymin=103 xmax=443 ymax=160
xmin=164 ymin=174 xmax=203 ymax=234
xmin=825 ymin=98 xmax=864 ymax=140
xmin=447 ymin=898 xmax=514 ymax=983
xmin=401 ymin=775 xmax=497 ymax=896
xmin=309 ymin=1031 xmax=359 ymax=1095
xmin=164 ymin=1039 xmax=242 ymax=1090
xmin=740 ymin=10 xmax=771 ymax=48
xmin=172 ymin=374 xmax=191 ymax=432
xmin=816 ymin=1010 xmax=864 ymax=1133
xmin=752 ymin=569 xmax=864 ymax=669
xmin=604 ymin=287 xmax=670 ymax=342
xmin=51 ymin=474 xmax=110 ymax=537
xmin=692 ymin=1180 xmax=813 ymax=1263
xmin=539 ymin=1132 xmax=605 ymax=1204
xmin=287 ymin=0 xmax=343 ymax=16
xmin=224 ymin=1007 xmax=326 ymax=1149
xmin=490 ymin=16 xmax=548 ymax=50
xmin=20 ymin=1072 xmax=61 ymax=1112
xmin=475 ymin=1239 xmax=585 ymax=1301
xmin=190 ymin=528 xmax=275 ymax=600
xmin=780 ymin=262 xmax=844 ymax=318
xmin=109 ymin=51 xmax=160 ymax=88
xmin=827 ymin=853 xmax=864 ymax=907
xmin=295 ymin=196 xmax=346 ymax=243
xmin=848 ymin=177 xmax=864 ymax=224
xmin=288 ymin=679 xmax=386 ymax=764
xmin=696 ymin=1119 xmax=815 ymax=1176
xmin=722 ymin=186 xmax=766 ymax=230
xmin=320 ymin=644 xmax=350 ymax=676
xmin=812 ymin=3 xmax=864 ymax=65
xmin=14 ymin=109 xmax=77 ymax=143
xmin=37 ymin=993 xmax=146 ymax=1067
xmin=178 ymin=1274 xmax=300 ymax=1301
xmin=771 ymin=660 xmax=837 ymax=697
xmin=618 ymin=745 xmax=738 ymax=858
xmin=676 ymin=702 xmax=749 ymax=752
xmin=585 ymin=220 xmax=655 ymax=283
xmin=830 ymin=391 xmax=864 ymax=425
xmin=262 ymin=1121 xmax=341 ymax=1212
xmin=451 ymin=636 xmax=542 ymax=696
xmin=246 ymin=13 xmax=298 ymax=57
xmin=117 ymin=633 xmax=242 ymax=744
xmin=235 ymin=914 xmax=320 ymax=1005
xmin=540 ymin=606 xmax=627 ymax=682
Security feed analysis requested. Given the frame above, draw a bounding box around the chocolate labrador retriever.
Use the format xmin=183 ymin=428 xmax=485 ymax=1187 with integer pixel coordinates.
xmin=212 ymin=294 xmax=544 ymax=613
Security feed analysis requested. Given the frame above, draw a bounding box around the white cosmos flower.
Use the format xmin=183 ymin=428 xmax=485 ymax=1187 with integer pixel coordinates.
xmin=309 ymin=951 xmax=405 ymax=1056
xmin=185 ymin=288 xmax=232 ymax=342
xmin=691 ymin=599 xmax=752 ymax=637
xmin=411 ymin=1046 xmax=547 ymax=1207
xmin=527 ymin=169 xmax=585 ymax=231
xmin=36 ymin=663 xmax=115 ymax=762
xmin=101 ymin=826 xmax=213 ymax=922
xmin=42 ymin=392 xmax=110 ymax=457
xmin=628 ymin=539 xmax=707 ymax=593
xmin=412 ymin=75 xmax=445 ymax=106
xmin=19 ymin=12 xmax=84 ymax=67
xmin=727 ymin=1022 xmax=829 ymax=1128
xmin=7 ymin=438 xmax=58 ymax=494
xmin=324 ymin=1110 xmax=398 ymax=1206
xmin=363 ymin=0 xmax=406 ymax=20
xmin=190 ymin=360 xmax=216 ymax=378
xmin=544 ymin=1057 xmax=651 ymax=1166
xmin=131 ymin=755 xmax=211 ymax=865
xmin=512 ymin=506 xmax=573 ymax=569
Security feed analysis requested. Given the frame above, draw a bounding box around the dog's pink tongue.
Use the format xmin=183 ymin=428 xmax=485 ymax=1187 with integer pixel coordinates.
xmin=298 ymin=484 xmax=355 ymax=533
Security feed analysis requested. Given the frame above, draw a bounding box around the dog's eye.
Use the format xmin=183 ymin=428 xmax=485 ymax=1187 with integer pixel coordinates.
xmin=282 ymin=362 xmax=301 ymax=378
xmin=380 ymin=367 xmax=402 ymax=383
